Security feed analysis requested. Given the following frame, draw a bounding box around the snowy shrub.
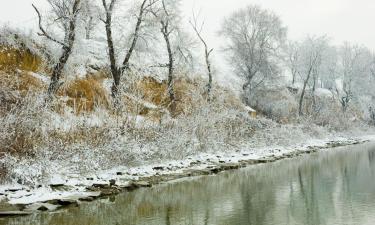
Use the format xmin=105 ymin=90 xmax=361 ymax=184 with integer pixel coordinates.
xmin=249 ymin=87 xmax=298 ymax=122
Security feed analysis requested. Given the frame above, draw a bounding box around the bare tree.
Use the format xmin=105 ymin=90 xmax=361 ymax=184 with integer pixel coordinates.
xmin=120 ymin=0 xmax=159 ymax=74
xmin=369 ymin=106 xmax=375 ymax=125
xmin=336 ymin=43 xmax=366 ymax=112
xmin=101 ymin=0 xmax=158 ymax=99
xmin=32 ymin=0 xmax=81 ymax=96
xmin=189 ymin=11 xmax=213 ymax=99
xmin=285 ymin=41 xmax=300 ymax=85
xmin=297 ymin=36 xmax=327 ymax=116
xmin=101 ymin=0 xmax=119 ymax=98
xmin=150 ymin=0 xmax=181 ymax=103
xmin=81 ymin=0 xmax=99 ymax=40
xmin=220 ymin=5 xmax=286 ymax=103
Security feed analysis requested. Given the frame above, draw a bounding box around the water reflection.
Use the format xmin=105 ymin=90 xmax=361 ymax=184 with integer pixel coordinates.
xmin=2 ymin=143 xmax=375 ymax=225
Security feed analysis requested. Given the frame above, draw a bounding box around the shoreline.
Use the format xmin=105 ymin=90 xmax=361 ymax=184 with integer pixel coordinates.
xmin=0 ymin=135 xmax=374 ymax=216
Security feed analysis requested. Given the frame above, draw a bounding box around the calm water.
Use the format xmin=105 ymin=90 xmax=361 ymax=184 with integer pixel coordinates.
xmin=2 ymin=143 xmax=375 ymax=225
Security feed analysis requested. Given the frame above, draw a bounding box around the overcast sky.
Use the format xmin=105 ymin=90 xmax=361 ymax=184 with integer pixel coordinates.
xmin=1 ymin=0 xmax=375 ymax=85
xmin=1 ymin=0 xmax=375 ymax=49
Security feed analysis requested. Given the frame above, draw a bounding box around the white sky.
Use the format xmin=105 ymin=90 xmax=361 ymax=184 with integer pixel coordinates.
xmin=1 ymin=0 xmax=375 ymax=85
xmin=1 ymin=0 xmax=375 ymax=49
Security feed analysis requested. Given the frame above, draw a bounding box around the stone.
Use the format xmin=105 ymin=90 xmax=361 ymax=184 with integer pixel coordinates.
xmin=132 ymin=181 xmax=151 ymax=188
xmin=100 ymin=188 xmax=120 ymax=196
xmin=189 ymin=161 xmax=199 ymax=166
xmin=92 ymin=183 xmax=110 ymax=189
xmin=209 ymin=167 xmax=223 ymax=174
xmin=0 ymin=211 xmax=32 ymax=217
xmin=153 ymin=166 xmax=165 ymax=171
xmin=57 ymin=199 xmax=79 ymax=206
xmin=109 ymin=179 xmax=116 ymax=186
xmin=6 ymin=187 xmax=23 ymax=192
xmin=79 ymin=196 xmax=94 ymax=202
xmin=221 ymin=163 xmax=240 ymax=170
xmin=25 ymin=203 xmax=60 ymax=212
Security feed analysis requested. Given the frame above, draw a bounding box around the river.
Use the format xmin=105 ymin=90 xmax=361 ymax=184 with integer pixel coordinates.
xmin=2 ymin=142 xmax=375 ymax=225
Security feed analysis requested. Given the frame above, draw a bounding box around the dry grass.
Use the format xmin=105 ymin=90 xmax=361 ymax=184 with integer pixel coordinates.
xmin=134 ymin=76 xmax=208 ymax=117
xmin=58 ymin=78 xmax=110 ymax=114
xmin=0 ymin=71 xmax=45 ymax=93
xmin=0 ymin=71 xmax=46 ymax=116
xmin=86 ymin=69 xmax=112 ymax=82
xmin=0 ymin=45 xmax=43 ymax=73
xmin=136 ymin=76 xmax=168 ymax=106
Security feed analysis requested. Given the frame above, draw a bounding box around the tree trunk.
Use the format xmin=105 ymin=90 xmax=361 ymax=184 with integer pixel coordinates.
xmin=104 ymin=9 xmax=120 ymax=99
xmin=162 ymin=28 xmax=175 ymax=103
xmin=205 ymin=48 xmax=213 ymax=99
xmin=85 ymin=16 xmax=93 ymax=39
xmin=47 ymin=46 xmax=73 ymax=95
xmin=292 ymin=70 xmax=296 ymax=85
xmin=299 ymin=67 xmax=313 ymax=116
xmin=47 ymin=1 xmax=80 ymax=96
xmin=120 ymin=0 xmax=147 ymax=75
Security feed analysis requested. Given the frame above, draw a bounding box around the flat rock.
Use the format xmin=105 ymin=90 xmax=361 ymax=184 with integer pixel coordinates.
xmin=221 ymin=163 xmax=240 ymax=170
xmin=153 ymin=166 xmax=165 ymax=171
xmin=92 ymin=183 xmax=110 ymax=189
xmin=57 ymin=199 xmax=79 ymax=206
xmin=132 ymin=181 xmax=151 ymax=188
xmin=24 ymin=203 xmax=60 ymax=212
xmin=0 ymin=211 xmax=32 ymax=217
xmin=50 ymin=183 xmax=65 ymax=188
xmin=109 ymin=179 xmax=116 ymax=186
xmin=6 ymin=187 xmax=23 ymax=192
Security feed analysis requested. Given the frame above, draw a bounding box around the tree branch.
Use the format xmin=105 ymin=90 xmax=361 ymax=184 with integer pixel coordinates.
xmin=32 ymin=4 xmax=67 ymax=47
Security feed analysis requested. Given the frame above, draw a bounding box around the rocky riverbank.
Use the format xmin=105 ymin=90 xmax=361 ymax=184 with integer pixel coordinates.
xmin=0 ymin=135 xmax=373 ymax=217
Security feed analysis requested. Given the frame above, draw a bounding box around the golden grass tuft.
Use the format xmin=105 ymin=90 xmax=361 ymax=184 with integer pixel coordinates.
xmin=136 ymin=76 xmax=168 ymax=106
xmin=0 ymin=45 xmax=43 ymax=73
xmin=0 ymin=71 xmax=46 ymax=94
xmin=86 ymin=69 xmax=112 ymax=81
xmin=58 ymin=78 xmax=110 ymax=114
xmin=0 ymin=71 xmax=46 ymax=116
xmin=135 ymin=76 xmax=207 ymax=117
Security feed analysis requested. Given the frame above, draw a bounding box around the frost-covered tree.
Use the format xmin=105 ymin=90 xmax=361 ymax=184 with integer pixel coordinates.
xmin=149 ymin=0 xmax=183 ymax=103
xmin=32 ymin=0 xmax=81 ymax=96
xmin=284 ymin=41 xmax=300 ymax=85
xmin=220 ymin=5 xmax=287 ymax=103
xmin=337 ymin=43 xmax=371 ymax=112
xmin=189 ymin=11 xmax=214 ymax=99
xmin=296 ymin=36 xmax=328 ymax=115
xmin=81 ymin=0 xmax=100 ymax=40
xmin=101 ymin=0 xmax=158 ymax=99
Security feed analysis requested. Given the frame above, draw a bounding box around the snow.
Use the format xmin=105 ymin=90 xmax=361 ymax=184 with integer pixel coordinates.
xmin=315 ymin=88 xmax=333 ymax=97
xmin=1 ymin=134 xmax=374 ymax=206
xmin=335 ymin=79 xmax=344 ymax=92
xmin=8 ymin=188 xmax=100 ymax=205
xmin=244 ymin=106 xmax=256 ymax=112
xmin=27 ymin=72 xmax=49 ymax=84
xmin=124 ymin=93 xmax=159 ymax=109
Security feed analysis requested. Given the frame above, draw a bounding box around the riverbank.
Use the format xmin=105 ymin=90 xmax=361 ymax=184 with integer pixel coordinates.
xmin=0 ymin=134 xmax=374 ymax=216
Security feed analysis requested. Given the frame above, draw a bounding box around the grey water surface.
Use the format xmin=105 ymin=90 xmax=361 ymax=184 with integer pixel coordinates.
xmin=2 ymin=142 xmax=375 ymax=225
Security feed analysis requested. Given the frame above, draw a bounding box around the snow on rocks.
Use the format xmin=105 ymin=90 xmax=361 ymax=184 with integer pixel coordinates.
xmin=0 ymin=135 xmax=373 ymax=215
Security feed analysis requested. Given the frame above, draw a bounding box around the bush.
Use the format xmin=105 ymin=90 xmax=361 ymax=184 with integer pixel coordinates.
xmin=249 ymin=87 xmax=298 ymax=122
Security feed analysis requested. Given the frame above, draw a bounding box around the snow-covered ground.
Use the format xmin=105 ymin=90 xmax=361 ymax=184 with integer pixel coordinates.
xmin=1 ymin=134 xmax=374 ymax=209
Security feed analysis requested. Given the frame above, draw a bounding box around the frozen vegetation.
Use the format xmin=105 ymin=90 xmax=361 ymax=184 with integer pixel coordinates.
xmin=0 ymin=0 xmax=375 ymax=207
